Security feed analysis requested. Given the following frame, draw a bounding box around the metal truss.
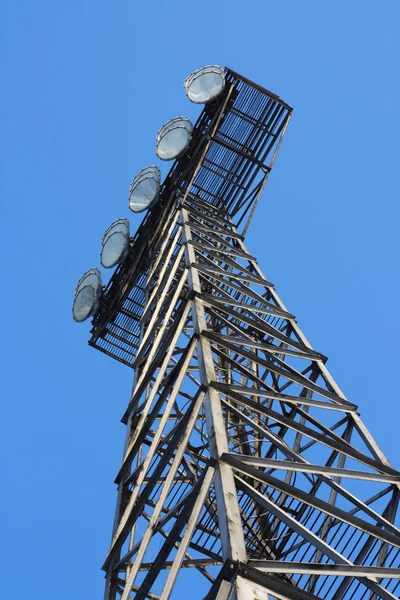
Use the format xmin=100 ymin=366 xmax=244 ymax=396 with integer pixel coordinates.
xmin=87 ymin=70 xmax=400 ymax=599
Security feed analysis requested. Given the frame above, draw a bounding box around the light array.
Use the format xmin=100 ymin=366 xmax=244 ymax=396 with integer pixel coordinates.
xmin=72 ymin=65 xmax=226 ymax=323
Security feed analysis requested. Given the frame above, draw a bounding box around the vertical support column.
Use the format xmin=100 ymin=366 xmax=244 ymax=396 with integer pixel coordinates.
xmin=181 ymin=207 xmax=247 ymax=566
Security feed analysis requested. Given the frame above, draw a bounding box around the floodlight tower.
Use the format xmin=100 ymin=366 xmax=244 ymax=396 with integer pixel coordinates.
xmin=73 ymin=66 xmax=400 ymax=600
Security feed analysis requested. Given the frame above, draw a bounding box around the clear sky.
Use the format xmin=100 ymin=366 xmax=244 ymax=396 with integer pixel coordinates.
xmin=1 ymin=1 xmax=400 ymax=598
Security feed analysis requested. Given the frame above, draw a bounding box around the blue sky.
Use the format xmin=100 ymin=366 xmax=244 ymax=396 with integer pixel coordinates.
xmin=1 ymin=1 xmax=400 ymax=598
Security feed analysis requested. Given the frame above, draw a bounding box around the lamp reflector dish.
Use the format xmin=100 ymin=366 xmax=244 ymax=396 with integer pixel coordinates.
xmin=72 ymin=268 xmax=102 ymax=322
xmin=75 ymin=267 xmax=102 ymax=296
xmin=156 ymin=117 xmax=193 ymax=161
xmin=100 ymin=218 xmax=130 ymax=268
xmin=184 ymin=65 xmax=225 ymax=104
xmin=129 ymin=166 xmax=161 ymax=213
xmin=73 ymin=286 xmax=96 ymax=322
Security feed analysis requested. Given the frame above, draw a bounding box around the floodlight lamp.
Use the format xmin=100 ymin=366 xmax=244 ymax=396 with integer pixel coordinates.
xmin=156 ymin=117 xmax=193 ymax=161
xmin=72 ymin=268 xmax=102 ymax=322
xmin=129 ymin=166 xmax=161 ymax=213
xmin=100 ymin=218 xmax=130 ymax=268
xmin=74 ymin=268 xmax=102 ymax=296
xmin=184 ymin=65 xmax=225 ymax=104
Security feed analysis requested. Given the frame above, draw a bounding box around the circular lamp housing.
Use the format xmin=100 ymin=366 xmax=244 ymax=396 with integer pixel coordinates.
xmin=73 ymin=268 xmax=102 ymax=323
xmin=75 ymin=267 xmax=102 ymax=296
xmin=129 ymin=166 xmax=161 ymax=213
xmin=184 ymin=65 xmax=225 ymax=104
xmin=156 ymin=117 xmax=193 ymax=161
xmin=100 ymin=218 xmax=130 ymax=268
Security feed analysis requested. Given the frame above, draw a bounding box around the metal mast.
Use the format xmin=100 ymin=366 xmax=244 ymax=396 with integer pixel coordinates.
xmin=77 ymin=68 xmax=400 ymax=599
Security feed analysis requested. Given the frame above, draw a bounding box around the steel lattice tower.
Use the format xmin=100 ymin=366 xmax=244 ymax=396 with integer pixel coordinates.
xmin=79 ymin=69 xmax=400 ymax=599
